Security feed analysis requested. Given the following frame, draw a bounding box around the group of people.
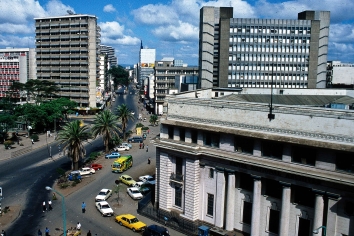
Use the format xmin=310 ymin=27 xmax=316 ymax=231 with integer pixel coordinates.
xmin=42 ymin=200 xmax=52 ymax=212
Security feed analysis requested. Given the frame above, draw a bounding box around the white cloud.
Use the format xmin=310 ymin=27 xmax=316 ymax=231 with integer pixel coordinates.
xmin=103 ymin=4 xmax=116 ymax=13
xmin=45 ymin=0 xmax=75 ymax=16
xmin=102 ymin=35 xmax=141 ymax=46
xmin=131 ymin=4 xmax=179 ymax=25
xmin=0 ymin=23 xmax=34 ymax=34
xmin=0 ymin=35 xmax=35 ymax=48
xmin=0 ymin=0 xmax=46 ymax=24
xmin=152 ymin=21 xmax=199 ymax=42
xmin=330 ymin=24 xmax=354 ymax=44
xmin=99 ymin=21 xmax=125 ymax=37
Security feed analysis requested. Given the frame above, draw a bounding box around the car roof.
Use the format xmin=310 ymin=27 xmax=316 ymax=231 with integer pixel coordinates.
xmin=119 ymin=214 xmax=136 ymax=219
xmin=148 ymin=224 xmax=168 ymax=232
xmin=128 ymin=187 xmax=140 ymax=191
xmin=97 ymin=201 xmax=109 ymax=205
xmin=100 ymin=188 xmax=110 ymax=192
xmin=121 ymin=174 xmax=132 ymax=178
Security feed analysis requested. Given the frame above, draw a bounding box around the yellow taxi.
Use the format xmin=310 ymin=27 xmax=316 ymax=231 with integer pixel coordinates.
xmin=115 ymin=214 xmax=146 ymax=232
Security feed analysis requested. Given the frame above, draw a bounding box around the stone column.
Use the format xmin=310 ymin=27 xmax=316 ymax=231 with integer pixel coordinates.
xmin=312 ymin=189 xmax=325 ymax=236
xmin=225 ymin=171 xmax=236 ymax=231
xmin=251 ymin=176 xmax=261 ymax=236
xmin=326 ymin=193 xmax=340 ymax=236
xmin=279 ymin=182 xmax=291 ymax=236
xmin=215 ymin=167 xmax=226 ymax=228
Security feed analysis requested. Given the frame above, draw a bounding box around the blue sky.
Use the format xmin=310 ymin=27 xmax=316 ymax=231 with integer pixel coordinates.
xmin=0 ymin=0 xmax=353 ymax=66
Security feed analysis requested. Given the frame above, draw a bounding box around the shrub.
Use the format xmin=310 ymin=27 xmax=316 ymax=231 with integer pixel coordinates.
xmin=30 ymin=134 xmax=39 ymax=142
xmin=136 ymin=123 xmax=144 ymax=128
xmin=142 ymin=126 xmax=149 ymax=131
xmin=59 ymin=183 xmax=69 ymax=189
xmin=4 ymin=140 xmax=14 ymax=149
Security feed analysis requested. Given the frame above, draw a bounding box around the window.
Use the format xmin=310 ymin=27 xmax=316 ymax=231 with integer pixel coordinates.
xmin=234 ymin=136 xmax=254 ymax=154
xmin=176 ymin=157 xmax=183 ymax=175
xmin=175 ymin=186 xmax=182 ymax=207
xmin=268 ymin=209 xmax=280 ymax=234
xmin=336 ymin=151 xmax=354 ymax=173
xmin=168 ymin=126 xmax=174 ymax=139
xmin=292 ymin=185 xmax=314 ymax=207
xmin=242 ymin=201 xmax=252 ymax=224
xmin=262 ymin=140 xmax=283 ymax=159
xmin=207 ymin=194 xmax=214 ymax=216
xmin=209 ymin=168 xmax=214 ymax=178
xmin=179 ymin=128 xmax=185 ymax=142
xmin=191 ymin=130 xmax=198 ymax=143
xmin=292 ymin=145 xmax=316 ymax=166
xmin=204 ymin=132 xmax=220 ymax=148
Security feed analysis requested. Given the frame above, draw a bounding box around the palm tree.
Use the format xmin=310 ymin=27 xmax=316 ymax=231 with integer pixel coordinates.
xmin=91 ymin=110 xmax=122 ymax=153
xmin=149 ymin=114 xmax=159 ymax=126
xmin=116 ymin=104 xmax=135 ymax=140
xmin=57 ymin=120 xmax=90 ymax=170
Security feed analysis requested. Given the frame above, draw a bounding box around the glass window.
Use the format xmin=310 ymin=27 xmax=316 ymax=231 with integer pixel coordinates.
xmin=179 ymin=128 xmax=185 ymax=142
xmin=204 ymin=132 xmax=220 ymax=148
xmin=336 ymin=151 xmax=354 ymax=173
xmin=242 ymin=201 xmax=252 ymax=224
xmin=262 ymin=140 xmax=283 ymax=159
xmin=234 ymin=136 xmax=254 ymax=154
xmin=292 ymin=145 xmax=316 ymax=166
xmin=268 ymin=209 xmax=280 ymax=234
xmin=209 ymin=168 xmax=214 ymax=178
xmin=191 ymin=129 xmax=198 ymax=144
xmin=175 ymin=186 xmax=182 ymax=207
xmin=207 ymin=193 xmax=214 ymax=216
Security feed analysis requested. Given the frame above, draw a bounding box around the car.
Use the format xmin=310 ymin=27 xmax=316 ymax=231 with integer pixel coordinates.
xmin=119 ymin=175 xmax=136 ymax=187
xmin=95 ymin=189 xmax=112 ymax=202
xmin=134 ymin=181 xmax=151 ymax=195
xmin=127 ymin=187 xmax=143 ymax=200
xmin=127 ymin=136 xmax=143 ymax=143
xmin=143 ymin=224 xmax=170 ymax=236
xmin=79 ymin=167 xmax=95 ymax=176
xmin=90 ymin=163 xmax=103 ymax=171
xmin=139 ymin=175 xmax=156 ymax=185
xmin=131 ymin=111 xmax=135 ymax=115
xmin=114 ymin=145 xmax=129 ymax=152
xmin=122 ymin=142 xmax=132 ymax=149
xmin=67 ymin=171 xmax=82 ymax=181
xmin=95 ymin=201 xmax=114 ymax=217
xmin=115 ymin=214 xmax=147 ymax=232
xmin=105 ymin=152 xmax=121 ymax=159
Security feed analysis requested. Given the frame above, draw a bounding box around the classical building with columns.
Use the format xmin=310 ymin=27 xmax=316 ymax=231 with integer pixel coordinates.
xmin=153 ymin=89 xmax=354 ymax=236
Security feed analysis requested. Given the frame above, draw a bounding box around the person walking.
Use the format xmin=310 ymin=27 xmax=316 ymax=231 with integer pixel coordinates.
xmin=1 ymin=230 xmax=6 ymax=236
xmin=139 ymin=142 xmax=142 ymax=149
xmin=38 ymin=229 xmax=42 ymax=236
xmin=148 ymin=157 xmax=151 ymax=165
xmin=48 ymin=200 xmax=52 ymax=211
xmin=146 ymin=145 xmax=149 ymax=152
xmin=42 ymin=201 xmax=46 ymax=212
xmin=142 ymin=142 xmax=145 ymax=149
xmin=31 ymin=139 xmax=34 ymax=144
xmin=45 ymin=227 xmax=49 ymax=236
xmin=87 ymin=230 xmax=92 ymax=236
xmin=82 ymin=202 xmax=86 ymax=213
xmin=77 ymin=222 xmax=81 ymax=230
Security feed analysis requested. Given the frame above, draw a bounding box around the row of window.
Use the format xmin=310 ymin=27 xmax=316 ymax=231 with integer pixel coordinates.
xmin=230 ymin=26 xmax=310 ymax=35
xmin=36 ymin=38 xmax=88 ymax=42
xmin=37 ymin=51 xmax=88 ymax=55
xmin=229 ymin=45 xmax=310 ymax=54
xmin=36 ymin=17 xmax=90 ymax=23
xmin=37 ymin=45 xmax=88 ymax=48
xmin=230 ymin=54 xmax=309 ymax=62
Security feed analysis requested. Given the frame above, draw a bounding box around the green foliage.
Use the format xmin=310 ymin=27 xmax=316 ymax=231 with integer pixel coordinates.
xmin=136 ymin=123 xmax=144 ymax=128
xmin=142 ymin=126 xmax=149 ymax=131
xmin=90 ymin=151 xmax=100 ymax=158
xmin=149 ymin=114 xmax=159 ymax=126
xmin=108 ymin=65 xmax=129 ymax=88
xmin=0 ymin=113 xmax=16 ymax=143
xmin=116 ymin=104 xmax=135 ymax=140
xmin=30 ymin=134 xmax=39 ymax=142
xmin=59 ymin=183 xmax=69 ymax=189
xmin=4 ymin=140 xmax=14 ymax=149
xmin=56 ymin=168 xmax=66 ymax=177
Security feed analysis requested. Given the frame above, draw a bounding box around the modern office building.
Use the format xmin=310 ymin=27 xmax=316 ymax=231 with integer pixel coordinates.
xmin=100 ymin=45 xmax=117 ymax=68
xmin=35 ymin=14 xmax=101 ymax=108
xmin=138 ymin=48 xmax=156 ymax=87
xmin=154 ymin=58 xmax=198 ymax=115
xmin=0 ymin=48 xmax=36 ymax=100
xmin=199 ymin=7 xmax=330 ymax=90
xmin=327 ymin=61 xmax=354 ymax=88
xmin=147 ymin=89 xmax=354 ymax=236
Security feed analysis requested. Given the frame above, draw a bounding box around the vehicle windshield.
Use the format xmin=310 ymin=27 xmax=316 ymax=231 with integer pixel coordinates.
xmin=101 ymin=204 xmax=109 ymax=209
xmin=130 ymin=218 xmax=139 ymax=223
xmin=98 ymin=191 xmax=106 ymax=195
xmin=131 ymin=190 xmax=140 ymax=194
xmin=113 ymin=163 xmax=121 ymax=168
xmin=127 ymin=177 xmax=132 ymax=181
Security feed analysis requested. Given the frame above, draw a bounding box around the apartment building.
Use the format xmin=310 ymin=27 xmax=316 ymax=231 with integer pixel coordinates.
xmin=100 ymin=45 xmax=117 ymax=68
xmin=0 ymin=48 xmax=36 ymax=100
xmin=148 ymin=89 xmax=354 ymax=236
xmin=35 ymin=14 xmax=100 ymax=108
xmin=327 ymin=61 xmax=354 ymax=88
xmin=199 ymin=7 xmax=330 ymax=89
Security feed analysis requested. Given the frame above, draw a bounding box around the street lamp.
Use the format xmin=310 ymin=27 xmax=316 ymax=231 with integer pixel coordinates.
xmin=45 ymin=186 xmax=66 ymax=236
xmin=313 ymin=226 xmax=326 ymax=236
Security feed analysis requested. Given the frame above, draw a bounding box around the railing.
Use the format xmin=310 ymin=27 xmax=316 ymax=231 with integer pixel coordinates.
xmin=170 ymin=172 xmax=184 ymax=183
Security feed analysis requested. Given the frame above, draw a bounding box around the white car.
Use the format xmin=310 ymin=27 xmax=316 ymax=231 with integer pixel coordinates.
xmin=127 ymin=187 xmax=143 ymax=200
xmin=134 ymin=181 xmax=151 ymax=195
xmin=122 ymin=142 xmax=132 ymax=149
xmin=95 ymin=201 xmax=114 ymax=217
xmin=79 ymin=167 xmax=95 ymax=176
xmin=114 ymin=145 xmax=129 ymax=152
xmin=95 ymin=189 xmax=112 ymax=202
xmin=138 ymin=175 xmax=156 ymax=185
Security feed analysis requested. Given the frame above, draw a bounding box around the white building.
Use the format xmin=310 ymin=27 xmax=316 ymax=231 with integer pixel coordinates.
xmin=145 ymin=88 xmax=354 ymax=236
xmin=327 ymin=61 xmax=354 ymax=88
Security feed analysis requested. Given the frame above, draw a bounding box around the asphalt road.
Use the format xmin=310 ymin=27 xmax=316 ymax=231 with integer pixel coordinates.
xmin=2 ymin=84 xmax=184 ymax=236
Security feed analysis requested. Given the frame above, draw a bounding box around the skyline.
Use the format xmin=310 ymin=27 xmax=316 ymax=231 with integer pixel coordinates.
xmin=0 ymin=0 xmax=353 ymax=66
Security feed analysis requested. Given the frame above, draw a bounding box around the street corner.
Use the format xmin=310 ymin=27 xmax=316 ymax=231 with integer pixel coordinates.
xmin=0 ymin=205 xmax=22 ymax=229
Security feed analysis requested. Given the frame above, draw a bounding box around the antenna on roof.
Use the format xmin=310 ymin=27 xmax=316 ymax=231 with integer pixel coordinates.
xmin=67 ymin=10 xmax=74 ymax=15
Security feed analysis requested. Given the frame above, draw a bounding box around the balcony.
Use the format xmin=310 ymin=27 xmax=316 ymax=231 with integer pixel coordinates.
xmin=170 ymin=172 xmax=183 ymax=184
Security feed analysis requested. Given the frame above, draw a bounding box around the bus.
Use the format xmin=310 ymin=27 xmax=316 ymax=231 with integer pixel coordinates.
xmin=111 ymin=155 xmax=133 ymax=173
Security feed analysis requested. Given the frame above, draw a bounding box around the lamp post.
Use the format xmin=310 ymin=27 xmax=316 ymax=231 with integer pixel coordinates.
xmin=45 ymin=186 xmax=66 ymax=236
xmin=313 ymin=226 xmax=326 ymax=236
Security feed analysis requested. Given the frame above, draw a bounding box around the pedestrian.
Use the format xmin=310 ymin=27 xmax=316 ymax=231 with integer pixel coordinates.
xmin=38 ymin=229 xmax=42 ymax=236
xmin=42 ymin=201 xmax=46 ymax=212
xmin=148 ymin=157 xmax=151 ymax=165
xmin=45 ymin=227 xmax=49 ymax=236
xmin=31 ymin=139 xmax=34 ymax=144
xmin=139 ymin=142 xmax=142 ymax=149
xmin=146 ymin=145 xmax=149 ymax=152
xmin=82 ymin=202 xmax=86 ymax=213
xmin=1 ymin=230 xmax=6 ymax=236
xmin=87 ymin=230 xmax=92 ymax=236
xmin=148 ymin=129 xmax=150 ymax=134
xmin=48 ymin=200 xmax=52 ymax=211
xmin=142 ymin=142 xmax=145 ymax=149
xmin=77 ymin=222 xmax=81 ymax=230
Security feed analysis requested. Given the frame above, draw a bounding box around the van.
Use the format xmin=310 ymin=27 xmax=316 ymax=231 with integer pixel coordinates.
xmin=111 ymin=155 xmax=133 ymax=173
xmin=128 ymin=136 xmax=143 ymax=143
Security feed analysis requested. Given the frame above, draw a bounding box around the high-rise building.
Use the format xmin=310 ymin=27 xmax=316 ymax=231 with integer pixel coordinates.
xmin=199 ymin=7 xmax=330 ymax=89
xmin=35 ymin=14 xmax=101 ymax=108
xmin=100 ymin=45 xmax=117 ymax=68
xmin=138 ymin=48 xmax=156 ymax=86
xmin=0 ymin=48 xmax=36 ymax=100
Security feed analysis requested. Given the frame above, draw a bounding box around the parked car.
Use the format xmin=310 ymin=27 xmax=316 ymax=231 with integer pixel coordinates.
xmin=79 ymin=167 xmax=95 ymax=176
xmin=122 ymin=142 xmax=132 ymax=149
xmin=143 ymin=224 xmax=170 ymax=236
xmin=139 ymin=175 xmax=156 ymax=185
xmin=119 ymin=175 xmax=136 ymax=187
xmin=95 ymin=189 xmax=112 ymax=202
xmin=142 ymin=133 xmax=147 ymax=140
xmin=115 ymin=214 xmax=147 ymax=232
xmin=134 ymin=181 xmax=151 ymax=195
xmin=105 ymin=152 xmax=121 ymax=159
xmin=127 ymin=187 xmax=143 ymax=200
xmin=127 ymin=136 xmax=143 ymax=143
xmin=67 ymin=171 xmax=82 ymax=181
xmin=114 ymin=145 xmax=129 ymax=152
xmin=95 ymin=201 xmax=114 ymax=217
xmin=90 ymin=163 xmax=103 ymax=171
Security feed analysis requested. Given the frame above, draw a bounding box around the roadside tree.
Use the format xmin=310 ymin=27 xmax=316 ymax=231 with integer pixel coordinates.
xmin=108 ymin=65 xmax=129 ymax=88
xmin=149 ymin=114 xmax=159 ymax=126
xmin=116 ymin=104 xmax=135 ymax=140
xmin=91 ymin=110 xmax=122 ymax=153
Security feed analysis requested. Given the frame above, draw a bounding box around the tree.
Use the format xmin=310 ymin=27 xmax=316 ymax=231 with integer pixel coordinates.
xmin=91 ymin=110 xmax=122 ymax=153
xmin=116 ymin=104 xmax=135 ymax=140
xmin=108 ymin=65 xmax=129 ymax=88
xmin=57 ymin=120 xmax=91 ymax=170
xmin=149 ymin=114 xmax=159 ymax=126
xmin=0 ymin=113 xmax=16 ymax=143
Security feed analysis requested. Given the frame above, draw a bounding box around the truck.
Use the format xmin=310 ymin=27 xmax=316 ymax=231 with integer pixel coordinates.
xmin=111 ymin=155 xmax=133 ymax=173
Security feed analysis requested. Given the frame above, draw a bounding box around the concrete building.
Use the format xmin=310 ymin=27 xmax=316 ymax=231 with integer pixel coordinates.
xmin=150 ymin=89 xmax=354 ymax=236
xmin=138 ymin=48 xmax=156 ymax=88
xmin=0 ymin=48 xmax=36 ymax=100
xmin=35 ymin=14 xmax=100 ymax=108
xmin=327 ymin=61 xmax=354 ymax=88
xmin=154 ymin=58 xmax=198 ymax=115
xmin=100 ymin=45 xmax=117 ymax=67
xmin=199 ymin=7 xmax=330 ymax=90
